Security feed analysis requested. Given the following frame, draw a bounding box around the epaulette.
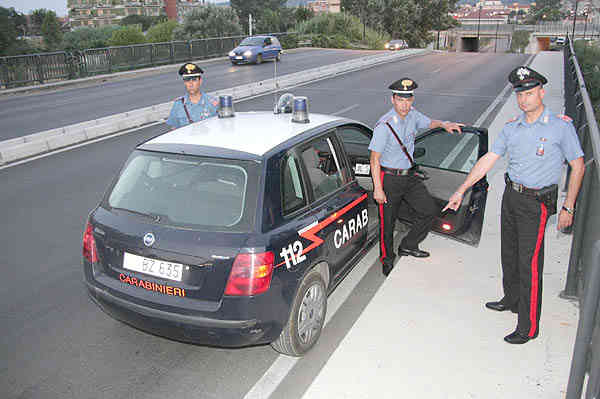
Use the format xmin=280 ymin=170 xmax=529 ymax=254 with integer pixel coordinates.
xmin=558 ymin=114 xmax=573 ymax=122
xmin=374 ymin=115 xmax=393 ymax=128
xmin=506 ymin=115 xmax=518 ymax=124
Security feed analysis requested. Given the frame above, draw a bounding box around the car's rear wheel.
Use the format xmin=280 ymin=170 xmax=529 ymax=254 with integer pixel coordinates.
xmin=275 ymin=51 xmax=281 ymax=62
xmin=271 ymin=269 xmax=326 ymax=357
xmin=255 ymin=54 xmax=263 ymax=64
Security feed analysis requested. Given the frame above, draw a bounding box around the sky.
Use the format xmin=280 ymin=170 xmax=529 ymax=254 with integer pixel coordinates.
xmin=2 ymin=0 xmax=68 ymax=16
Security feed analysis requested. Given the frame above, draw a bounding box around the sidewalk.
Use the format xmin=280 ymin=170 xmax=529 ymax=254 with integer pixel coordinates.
xmin=303 ymin=51 xmax=578 ymax=399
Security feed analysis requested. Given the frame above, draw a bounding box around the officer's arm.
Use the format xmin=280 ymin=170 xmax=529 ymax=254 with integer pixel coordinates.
xmin=429 ymin=119 xmax=464 ymax=134
xmin=443 ymin=152 xmax=500 ymax=211
xmin=558 ymin=156 xmax=585 ymax=230
xmin=370 ymin=151 xmax=387 ymax=204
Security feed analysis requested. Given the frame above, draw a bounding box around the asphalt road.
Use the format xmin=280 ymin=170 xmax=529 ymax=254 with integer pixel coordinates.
xmin=0 ymin=48 xmax=387 ymax=141
xmin=0 ymin=50 xmax=529 ymax=399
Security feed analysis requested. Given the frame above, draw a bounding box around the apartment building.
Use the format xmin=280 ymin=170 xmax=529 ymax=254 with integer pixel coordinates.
xmin=68 ymin=0 xmax=164 ymax=29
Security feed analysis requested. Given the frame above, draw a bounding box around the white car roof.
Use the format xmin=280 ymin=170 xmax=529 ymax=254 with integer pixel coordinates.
xmin=148 ymin=112 xmax=346 ymax=156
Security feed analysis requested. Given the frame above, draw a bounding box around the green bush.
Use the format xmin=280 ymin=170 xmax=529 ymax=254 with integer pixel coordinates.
xmin=109 ymin=25 xmax=146 ymax=46
xmin=146 ymin=20 xmax=178 ymax=43
xmin=574 ymin=40 xmax=600 ymax=120
xmin=295 ymin=13 xmax=388 ymax=50
xmin=278 ymin=33 xmax=298 ymax=49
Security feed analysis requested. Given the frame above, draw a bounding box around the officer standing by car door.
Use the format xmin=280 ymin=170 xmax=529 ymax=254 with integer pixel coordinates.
xmin=166 ymin=63 xmax=218 ymax=130
xmin=369 ymin=78 xmax=463 ymax=276
xmin=444 ymin=66 xmax=585 ymax=344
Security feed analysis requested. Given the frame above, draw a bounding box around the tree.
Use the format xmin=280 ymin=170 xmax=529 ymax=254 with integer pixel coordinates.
xmin=31 ymin=8 xmax=50 ymax=35
xmin=146 ymin=20 xmax=178 ymax=43
xmin=510 ymin=30 xmax=531 ymax=53
xmin=255 ymin=8 xmax=295 ymax=33
xmin=295 ymin=6 xmax=314 ymax=24
xmin=230 ymin=0 xmax=287 ymax=32
xmin=41 ymin=10 xmax=63 ymax=50
xmin=62 ymin=25 xmax=121 ymax=51
xmin=173 ymin=5 xmax=243 ymax=40
xmin=109 ymin=25 xmax=146 ymax=46
xmin=120 ymin=15 xmax=166 ymax=31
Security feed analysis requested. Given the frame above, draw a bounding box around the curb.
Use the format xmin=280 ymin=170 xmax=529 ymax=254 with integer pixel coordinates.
xmin=0 ymin=49 xmax=429 ymax=166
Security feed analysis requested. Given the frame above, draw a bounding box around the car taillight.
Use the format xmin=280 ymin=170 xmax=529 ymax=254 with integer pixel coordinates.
xmin=83 ymin=221 xmax=99 ymax=263
xmin=224 ymin=252 xmax=275 ymax=296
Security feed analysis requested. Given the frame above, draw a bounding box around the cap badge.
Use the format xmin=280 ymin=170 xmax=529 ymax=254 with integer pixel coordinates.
xmin=516 ymin=67 xmax=530 ymax=81
xmin=401 ymin=79 xmax=413 ymax=91
xmin=185 ymin=64 xmax=195 ymax=73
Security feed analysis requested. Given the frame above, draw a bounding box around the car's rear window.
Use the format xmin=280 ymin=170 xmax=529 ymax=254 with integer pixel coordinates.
xmin=240 ymin=37 xmax=264 ymax=46
xmin=106 ymin=151 xmax=259 ymax=232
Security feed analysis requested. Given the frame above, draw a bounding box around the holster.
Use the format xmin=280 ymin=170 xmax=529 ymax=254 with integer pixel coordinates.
xmin=535 ymin=184 xmax=558 ymax=216
xmin=411 ymin=165 xmax=429 ymax=181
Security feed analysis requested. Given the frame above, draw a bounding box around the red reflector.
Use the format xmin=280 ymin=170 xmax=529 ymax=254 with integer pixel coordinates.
xmin=83 ymin=221 xmax=99 ymax=263
xmin=224 ymin=252 xmax=275 ymax=296
xmin=442 ymin=223 xmax=452 ymax=231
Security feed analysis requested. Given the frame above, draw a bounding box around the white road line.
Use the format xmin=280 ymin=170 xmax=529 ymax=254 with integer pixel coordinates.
xmin=332 ymin=104 xmax=359 ymax=116
xmin=243 ymin=243 xmax=382 ymax=399
xmin=439 ymin=134 xmax=473 ymax=169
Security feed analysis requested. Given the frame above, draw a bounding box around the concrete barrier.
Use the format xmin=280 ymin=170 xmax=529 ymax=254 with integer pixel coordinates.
xmin=0 ymin=49 xmax=429 ymax=166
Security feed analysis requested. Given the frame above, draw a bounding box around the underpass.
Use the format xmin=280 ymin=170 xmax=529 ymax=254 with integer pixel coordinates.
xmin=0 ymin=50 xmax=532 ymax=399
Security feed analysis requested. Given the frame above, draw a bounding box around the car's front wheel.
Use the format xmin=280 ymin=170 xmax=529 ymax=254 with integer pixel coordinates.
xmin=271 ymin=269 xmax=327 ymax=357
xmin=255 ymin=54 xmax=263 ymax=64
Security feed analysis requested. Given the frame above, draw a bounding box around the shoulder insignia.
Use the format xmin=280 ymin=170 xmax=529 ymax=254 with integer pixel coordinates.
xmin=506 ymin=115 xmax=518 ymax=124
xmin=211 ymin=99 xmax=218 ymax=106
xmin=558 ymin=114 xmax=573 ymax=122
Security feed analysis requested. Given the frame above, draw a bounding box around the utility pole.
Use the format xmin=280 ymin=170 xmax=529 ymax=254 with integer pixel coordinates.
xmin=583 ymin=11 xmax=588 ymax=39
xmin=494 ymin=20 xmax=499 ymax=52
xmin=476 ymin=4 xmax=482 ymax=51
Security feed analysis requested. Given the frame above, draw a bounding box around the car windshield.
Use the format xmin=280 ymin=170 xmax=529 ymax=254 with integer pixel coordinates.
xmin=240 ymin=37 xmax=264 ymax=46
xmin=106 ymin=151 xmax=259 ymax=232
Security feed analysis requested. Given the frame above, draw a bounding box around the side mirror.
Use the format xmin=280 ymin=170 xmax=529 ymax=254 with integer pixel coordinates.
xmin=414 ymin=147 xmax=426 ymax=159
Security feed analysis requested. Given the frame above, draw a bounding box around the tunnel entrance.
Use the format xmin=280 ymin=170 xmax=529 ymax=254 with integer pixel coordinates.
xmin=461 ymin=37 xmax=479 ymax=52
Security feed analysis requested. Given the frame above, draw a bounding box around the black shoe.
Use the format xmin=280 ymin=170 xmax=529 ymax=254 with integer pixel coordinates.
xmin=485 ymin=301 xmax=518 ymax=313
xmin=382 ymin=263 xmax=394 ymax=276
xmin=504 ymin=330 xmax=536 ymax=344
xmin=398 ymin=247 xmax=430 ymax=258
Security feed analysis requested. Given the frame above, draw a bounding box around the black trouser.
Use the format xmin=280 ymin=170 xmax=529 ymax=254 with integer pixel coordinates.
xmin=378 ymin=172 xmax=436 ymax=266
xmin=500 ymin=186 xmax=549 ymax=338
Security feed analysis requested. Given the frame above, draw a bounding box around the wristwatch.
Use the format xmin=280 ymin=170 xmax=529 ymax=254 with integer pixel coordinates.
xmin=562 ymin=205 xmax=575 ymax=215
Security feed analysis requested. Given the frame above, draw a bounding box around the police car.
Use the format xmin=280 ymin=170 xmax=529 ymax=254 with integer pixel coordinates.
xmin=82 ymin=95 xmax=489 ymax=356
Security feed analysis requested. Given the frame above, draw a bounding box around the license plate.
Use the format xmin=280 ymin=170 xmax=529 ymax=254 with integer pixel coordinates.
xmin=123 ymin=252 xmax=183 ymax=282
xmin=235 ymin=56 xmax=243 ymax=59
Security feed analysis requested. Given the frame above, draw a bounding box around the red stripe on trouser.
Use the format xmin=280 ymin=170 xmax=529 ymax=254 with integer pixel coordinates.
xmin=379 ymin=171 xmax=386 ymax=264
xmin=528 ymin=202 xmax=548 ymax=337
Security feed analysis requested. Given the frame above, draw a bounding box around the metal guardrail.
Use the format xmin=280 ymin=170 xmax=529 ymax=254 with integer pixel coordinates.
xmin=0 ymin=32 xmax=296 ymax=89
xmin=562 ymin=36 xmax=600 ymax=399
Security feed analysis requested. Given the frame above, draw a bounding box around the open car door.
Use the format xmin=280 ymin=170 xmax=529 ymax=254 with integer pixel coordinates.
xmin=396 ymin=126 xmax=489 ymax=246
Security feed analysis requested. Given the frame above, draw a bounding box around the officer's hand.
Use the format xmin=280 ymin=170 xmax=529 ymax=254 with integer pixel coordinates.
xmin=443 ymin=192 xmax=463 ymax=212
xmin=557 ymin=209 xmax=574 ymax=231
xmin=444 ymin=122 xmax=464 ymax=134
xmin=373 ymin=188 xmax=387 ymax=205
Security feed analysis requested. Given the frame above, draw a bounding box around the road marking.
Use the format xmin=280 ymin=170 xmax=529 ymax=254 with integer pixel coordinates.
xmin=439 ymin=134 xmax=474 ymax=169
xmin=243 ymin=242 xmax=381 ymax=399
xmin=332 ymin=104 xmax=359 ymax=116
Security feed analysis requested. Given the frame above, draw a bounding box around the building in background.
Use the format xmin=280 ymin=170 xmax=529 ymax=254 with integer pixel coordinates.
xmin=68 ymin=0 xmax=164 ymax=29
xmin=307 ymin=0 xmax=340 ymax=14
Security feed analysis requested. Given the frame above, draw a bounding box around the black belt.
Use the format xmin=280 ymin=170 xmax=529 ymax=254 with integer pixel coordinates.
xmin=505 ymin=173 xmax=541 ymax=195
xmin=381 ymin=166 xmax=412 ymax=176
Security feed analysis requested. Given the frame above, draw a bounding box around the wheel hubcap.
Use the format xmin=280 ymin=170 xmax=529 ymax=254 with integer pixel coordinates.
xmin=297 ymin=283 xmax=325 ymax=345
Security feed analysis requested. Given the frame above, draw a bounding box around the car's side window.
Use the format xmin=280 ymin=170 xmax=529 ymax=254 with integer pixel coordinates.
xmin=264 ymin=38 xmax=271 ymax=46
xmin=337 ymin=126 xmax=372 ymax=176
xmin=281 ymin=153 xmax=307 ymax=215
xmin=415 ymin=130 xmax=480 ymax=173
xmin=300 ymin=136 xmax=343 ymax=200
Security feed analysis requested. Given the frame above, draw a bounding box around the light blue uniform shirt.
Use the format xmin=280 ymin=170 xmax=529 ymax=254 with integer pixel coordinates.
xmin=491 ymin=107 xmax=584 ymax=188
xmin=368 ymin=107 xmax=432 ymax=169
xmin=166 ymin=92 xmax=218 ymax=129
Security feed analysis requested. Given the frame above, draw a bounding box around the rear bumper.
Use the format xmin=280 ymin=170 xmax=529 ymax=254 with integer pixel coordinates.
xmin=86 ymin=281 xmax=276 ymax=347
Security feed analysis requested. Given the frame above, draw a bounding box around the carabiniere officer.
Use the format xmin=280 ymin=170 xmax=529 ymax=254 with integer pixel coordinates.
xmin=444 ymin=66 xmax=585 ymax=344
xmin=369 ymin=78 xmax=463 ymax=277
xmin=166 ymin=63 xmax=218 ymax=129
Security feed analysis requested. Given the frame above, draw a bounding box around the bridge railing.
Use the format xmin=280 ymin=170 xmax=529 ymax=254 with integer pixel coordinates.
xmin=0 ymin=32 xmax=295 ymax=89
xmin=563 ymin=37 xmax=600 ymax=399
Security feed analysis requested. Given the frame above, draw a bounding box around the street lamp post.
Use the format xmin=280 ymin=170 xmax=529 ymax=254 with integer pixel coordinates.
xmin=494 ymin=20 xmax=499 ymax=52
xmin=583 ymin=12 xmax=588 ymax=39
xmin=572 ymin=0 xmax=579 ymax=40
xmin=476 ymin=4 xmax=482 ymax=51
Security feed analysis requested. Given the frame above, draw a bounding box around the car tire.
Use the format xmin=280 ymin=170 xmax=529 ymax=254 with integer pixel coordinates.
xmin=255 ymin=54 xmax=263 ymax=64
xmin=271 ymin=268 xmax=327 ymax=357
xmin=275 ymin=51 xmax=281 ymax=62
